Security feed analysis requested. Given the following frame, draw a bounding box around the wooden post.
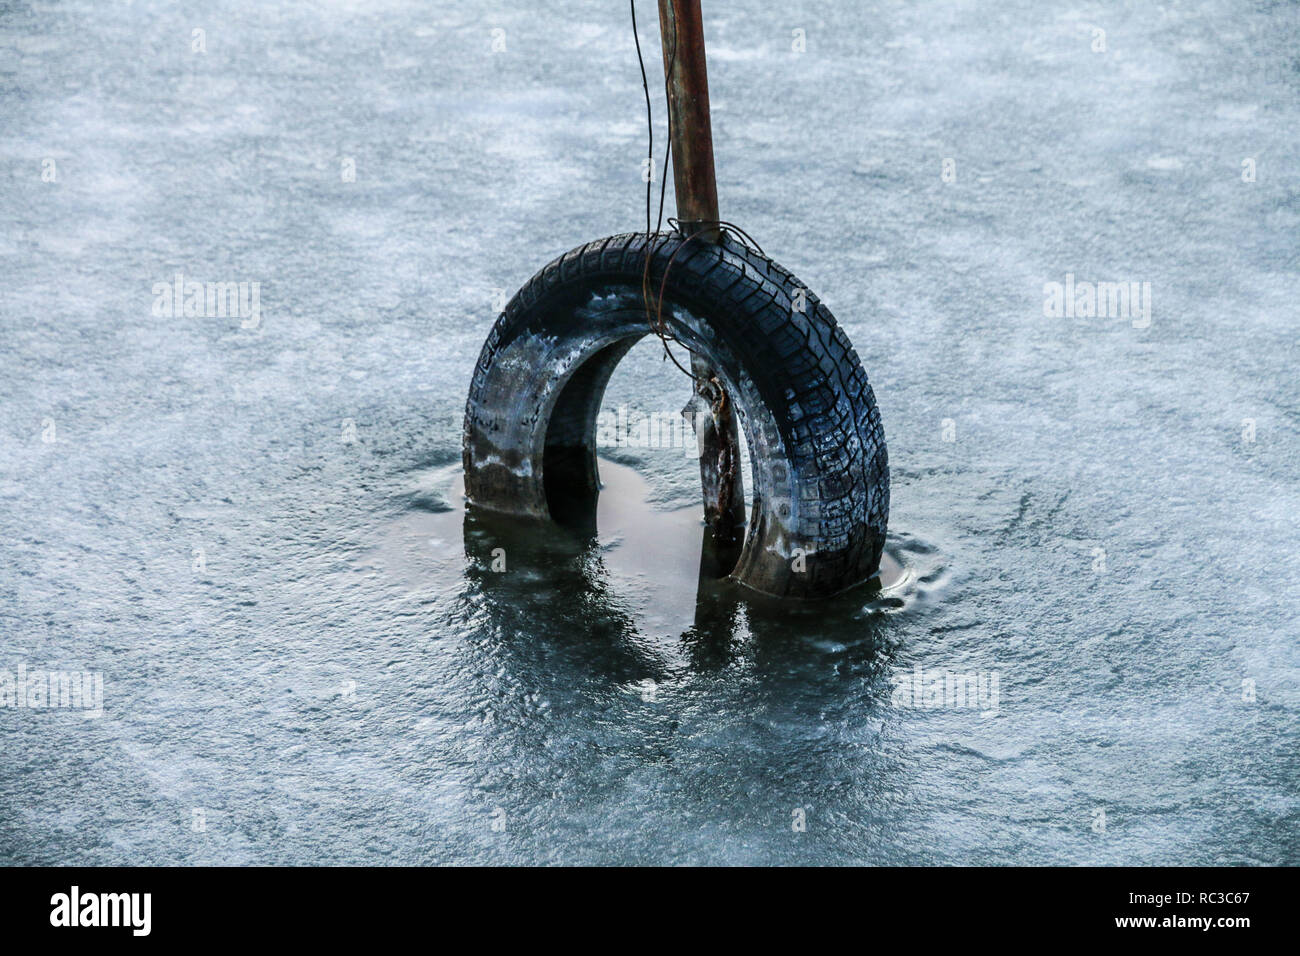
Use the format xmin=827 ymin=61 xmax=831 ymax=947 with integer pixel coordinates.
xmin=657 ymin=0 xmax=746 ymax=572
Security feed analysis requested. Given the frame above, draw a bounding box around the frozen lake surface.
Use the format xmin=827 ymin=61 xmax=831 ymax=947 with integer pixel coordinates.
xmin=1 ymin=0 xmax=1297 ymax=864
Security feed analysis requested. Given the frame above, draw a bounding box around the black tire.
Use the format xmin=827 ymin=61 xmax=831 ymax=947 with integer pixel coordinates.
xmin=462 ymin=231 xmax=889 ymax=599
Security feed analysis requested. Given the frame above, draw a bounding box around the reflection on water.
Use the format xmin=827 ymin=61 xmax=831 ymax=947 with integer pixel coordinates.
xmin=346 ymin=458 xmax=956 ymax=864
xmin=367 ymin=458 xmax=936 ymax=680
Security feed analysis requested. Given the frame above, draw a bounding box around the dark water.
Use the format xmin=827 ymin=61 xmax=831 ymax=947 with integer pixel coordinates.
xmin=1 ymin=0 xmax=1297 ymax=864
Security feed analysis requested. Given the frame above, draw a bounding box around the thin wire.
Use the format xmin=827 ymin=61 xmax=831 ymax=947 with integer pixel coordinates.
xmin=648 ymin=218 xmax=770 ymax=385
xmin=629 ymin=0 xmax=652 ymax=238
xmin=631 ymin=0 xmax=692 ymax=382
xmin=667 ymin=216 xmax=766 ymax=257
xmin=628 ymin=4 xmax=769 ymax=390
xmin=653 ymin=19 xmax=676 ymax=242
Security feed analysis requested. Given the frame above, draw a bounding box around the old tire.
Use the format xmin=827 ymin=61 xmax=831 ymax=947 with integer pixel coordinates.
xmin=462 ymin=232 xmax=889 ymax=599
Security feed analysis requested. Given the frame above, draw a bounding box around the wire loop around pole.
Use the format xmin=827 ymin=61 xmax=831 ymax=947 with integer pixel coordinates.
xmin=628 ymin=2 xmax=767 ymax=389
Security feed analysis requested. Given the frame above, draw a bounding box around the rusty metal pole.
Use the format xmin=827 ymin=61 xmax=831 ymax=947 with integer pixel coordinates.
xmin=656 ymin=0 xmax=720 ymax=241
xmin=656 ymin=0 xmax=746 ymax=573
